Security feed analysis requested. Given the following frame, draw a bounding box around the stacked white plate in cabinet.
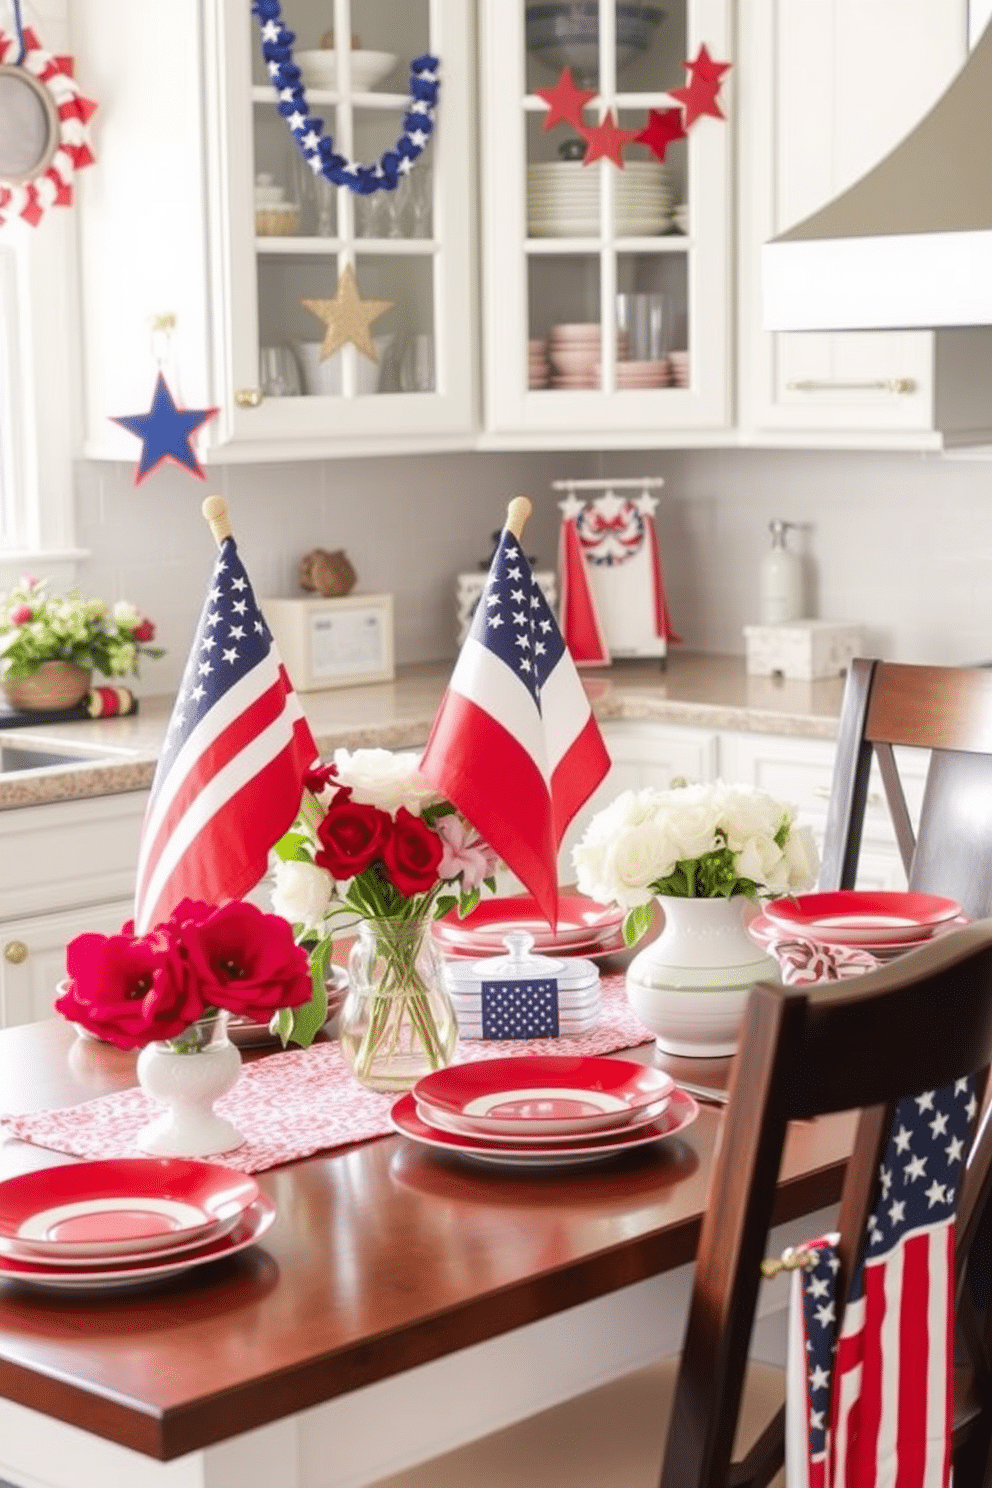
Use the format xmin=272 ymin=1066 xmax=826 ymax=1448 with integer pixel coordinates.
xmin=527 ymin=161 xmax=673 ymax=238
xmin=444 ymin=931 xmax=601 ymax=1038
xmin=390 ymin=1055 xmax=698 ymax=1169
xmin=0 ymin=1159 xmax=274 ymax=1290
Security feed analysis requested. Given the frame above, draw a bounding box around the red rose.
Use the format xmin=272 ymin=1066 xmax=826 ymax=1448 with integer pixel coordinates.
xmin=59 ymin=928 xmax=204 ymax=1050
xmin=315 ymin=797 xmax=391 ymax=879
xmin=133 ymin=617 xmax=156 ymax=642
xmin=177 ymin=900 xmax=312 ymax=1018
xmin=381 ymin=806 xmax=443 ymax=896
xmin=10 ymin=604 xmax=32 ymax=625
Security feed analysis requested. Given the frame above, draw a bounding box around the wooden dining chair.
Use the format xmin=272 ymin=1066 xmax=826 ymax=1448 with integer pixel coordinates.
xmin=819 ymin=658 xmax=992 ymax=918
xmin=370 ymin=921 xmax=992 ymax=1488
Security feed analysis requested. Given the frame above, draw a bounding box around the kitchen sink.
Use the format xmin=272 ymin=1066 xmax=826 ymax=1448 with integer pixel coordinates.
xmin=0 ymin=745 xmax=97 ymax=773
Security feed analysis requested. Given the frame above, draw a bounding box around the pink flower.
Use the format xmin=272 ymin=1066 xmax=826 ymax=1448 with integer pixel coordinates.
xmin=434 ymin=814 xmax=498 ymax=892
xmin=58 ymin=927 xmax=204 ymax=1050
xmin=9 ymin=604 xmax=32 ymax=625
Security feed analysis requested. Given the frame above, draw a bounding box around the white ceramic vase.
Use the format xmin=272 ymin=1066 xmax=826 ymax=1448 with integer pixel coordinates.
xmin=135 ymin=1012 xmax=245 ymax=1157
xmin=624 ymin=895 xmax=778 ymax=1057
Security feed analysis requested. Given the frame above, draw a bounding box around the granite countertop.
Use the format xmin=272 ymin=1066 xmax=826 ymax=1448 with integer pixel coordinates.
xmin=0 ymin=654 xmax=848 ymax=811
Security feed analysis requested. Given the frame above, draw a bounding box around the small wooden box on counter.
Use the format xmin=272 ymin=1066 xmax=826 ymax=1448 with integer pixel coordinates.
xmin=743 ymin=620 xmax=863 ymax=680
xmin=262 ymin=593 xmax=394 ymax=692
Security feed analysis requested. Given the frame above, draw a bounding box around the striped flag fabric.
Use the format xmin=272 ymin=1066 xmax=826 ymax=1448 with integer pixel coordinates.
xmin=133 ymin=535 xmax=319 ymax=933
xmin=785 ymin=1078 xmax=979 ymax=1488
xmin=418 ymin=513 xmax=610 ymax=928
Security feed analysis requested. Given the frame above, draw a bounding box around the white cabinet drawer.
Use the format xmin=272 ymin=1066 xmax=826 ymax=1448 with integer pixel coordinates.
xmin=0 ymin=897 xmax=136 ymax=1027
xmin=0 ymin=793 xmax=148 ymax=918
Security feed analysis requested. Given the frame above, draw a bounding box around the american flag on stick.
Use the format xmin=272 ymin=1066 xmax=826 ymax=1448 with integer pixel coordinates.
xmin=785 ymin=1077 xmax=978 ymax=1488
xmin=419 ymin=495 xmax=610 ymax=928
xmin=133 ymin=496 xmax=319 ymax=933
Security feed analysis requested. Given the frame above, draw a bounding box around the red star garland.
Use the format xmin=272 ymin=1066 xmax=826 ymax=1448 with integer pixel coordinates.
xmin=0 ymin=26 xmax=97 ymax=229
xmin=634 ymin=107 xmax=687 ymax=164
xmin=535 ymin=66 xmax=596 ymax=131
xmin=580 ymin=112 xmax=640 ymax=168
xmin=669 ymin=44 xmax=731 ymax=128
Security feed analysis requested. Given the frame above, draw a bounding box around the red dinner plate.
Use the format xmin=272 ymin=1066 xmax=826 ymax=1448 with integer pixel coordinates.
xmin=391 ymin=1089 xmax=698 ymax=1168
xmin=0 ymin=1195 xmax=276 ymax=1290
xmin=432 ymin=894 xmax=623 ymax=951
xmin=414 ymin=1054 xmax=674 ymax=1137
xmin=415 ymin=1092 xmax=672 ymax=1145
xmin=0 ymin=1159 xmax=260 ymax=1260
xmin=762 ymin=891 xmax=962 ymax=947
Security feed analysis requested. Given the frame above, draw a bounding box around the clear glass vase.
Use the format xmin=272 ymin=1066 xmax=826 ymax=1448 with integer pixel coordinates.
xmin=340 ymin=917 xmax=457 ymax=1092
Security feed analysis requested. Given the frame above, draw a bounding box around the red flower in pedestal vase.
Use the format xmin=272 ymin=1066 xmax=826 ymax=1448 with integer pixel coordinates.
xmin=315 ymin=795 xmax=392 ymax=879
xmin=178 ymin=900 xmax=312 ymax=1017
xmin=133 ymin=617 xmax=156 ymax=643
xmin=382 ymin=806 xmax=445 ymax=896
xmin=58 ymin=900 xmax=314 ymax=1047
xmin=57 ymin=927 xmax=206 ymax=1050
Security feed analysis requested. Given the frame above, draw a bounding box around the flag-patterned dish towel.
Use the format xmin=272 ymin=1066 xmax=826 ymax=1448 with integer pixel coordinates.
xmin=3 ymin=975 xmax=655 ymax=1175
xmin=784 ymin=1078 xmax=979 ymax=1488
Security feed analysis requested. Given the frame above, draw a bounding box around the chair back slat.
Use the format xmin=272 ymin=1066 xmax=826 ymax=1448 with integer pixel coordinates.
xmin=865 ymin=663 xmax=992 ymax=753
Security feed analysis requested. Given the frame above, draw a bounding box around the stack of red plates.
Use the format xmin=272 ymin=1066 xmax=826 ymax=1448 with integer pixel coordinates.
xmin=759 ymin=890 xmax=965 ymax=960
xmin=390 ymin=1054 xmax=698 ymax=1168
xmin=0 ymin=1159 xmax=275 ymax=1290
xmin=432 ymin=894 xmax=626 ymax=961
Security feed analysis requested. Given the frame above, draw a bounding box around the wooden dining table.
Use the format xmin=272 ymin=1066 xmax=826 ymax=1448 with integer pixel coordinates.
xmin=0 ymin=1008 xmax=857 ymax=1488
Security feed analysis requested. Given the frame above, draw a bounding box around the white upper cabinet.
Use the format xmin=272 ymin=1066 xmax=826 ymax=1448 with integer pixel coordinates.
xmin=71 ymin=0 xmax=476 ymax=463
xmin=736 ymin=0 xmax=992 ymax=447
xmin=478 ymin=0 xmax=733 ymax=446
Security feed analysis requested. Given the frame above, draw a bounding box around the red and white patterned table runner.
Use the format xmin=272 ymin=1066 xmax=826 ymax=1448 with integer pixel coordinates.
xmin=3 ymin=974 xmax=655 ymax=1174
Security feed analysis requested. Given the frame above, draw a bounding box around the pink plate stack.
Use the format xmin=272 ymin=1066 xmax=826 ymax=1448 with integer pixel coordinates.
xmin=0 ymin=1159 xmax=274 ymax=1290
xmin=392 ymin=1054 xmax=698 ymax=1169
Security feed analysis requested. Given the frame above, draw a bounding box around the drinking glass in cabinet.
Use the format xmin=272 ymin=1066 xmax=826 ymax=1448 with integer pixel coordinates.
xmin=398 ymin=334 xmax=435 ymax=393
xmin=259 ymin=346 xmax=302 ymax=397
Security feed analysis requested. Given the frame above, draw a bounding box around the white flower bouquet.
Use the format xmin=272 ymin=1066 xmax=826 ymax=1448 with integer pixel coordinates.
xmin=573 ymin=778 xmax=820 ymax=944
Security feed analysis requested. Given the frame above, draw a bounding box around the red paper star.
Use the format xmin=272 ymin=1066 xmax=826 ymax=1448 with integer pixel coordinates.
xmin=685 ymin=43 xmax=732 ymax=86
xmin=580 ymin=112 xmax=640 ymax=168
xmin=535 ymin=65 xmax=596 ymax=131
xmin=634 ymin=107 xmax=687 ymax=163
xmin=670 ymin=44 xmax=731 ymax=127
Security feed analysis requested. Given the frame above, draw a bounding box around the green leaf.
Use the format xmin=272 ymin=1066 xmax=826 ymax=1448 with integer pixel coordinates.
xmin=623 ymin=903 xmax=654 ymax=945
xmin=277 ymin=936 xmax=334 ymax=1048
xmin=434 ymin=894 xmax=457 ymax=918
xmin=273 ymin=831 xmax=310 ymax=863
xmin=458 ymin=886 xmax=481 ymax=918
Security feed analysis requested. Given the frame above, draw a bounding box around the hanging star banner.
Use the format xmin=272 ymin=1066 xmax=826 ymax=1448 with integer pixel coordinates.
xmin=301 ymin=265 xmax=394 ymax=361
xmin=670 ymin=44 xmax=732 ymax=128
xmin=535 ymin=67 xmax=595 ymax=131
xmin=111 ymin=373 xmax=219 ymax=487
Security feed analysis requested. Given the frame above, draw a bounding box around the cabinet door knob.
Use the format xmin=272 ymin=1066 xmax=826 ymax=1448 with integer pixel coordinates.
xmin=235 ymin=387 xmax=263 ymax=408
xmin=3 ymin=940 xmax=29 ymax=964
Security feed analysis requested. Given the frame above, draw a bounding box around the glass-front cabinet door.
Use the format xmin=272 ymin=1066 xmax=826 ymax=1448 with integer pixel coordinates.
xmin=479 ymin=0 xmax=731 ymax=441
xmin=209 ymin=0 xmax=475 ymax=456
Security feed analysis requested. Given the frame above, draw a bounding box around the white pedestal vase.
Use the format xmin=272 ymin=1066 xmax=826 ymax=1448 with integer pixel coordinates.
xmin=624 ymin=895 xmax=778 ymax=1057
xmin=136 ymin=1012 xmax=245 ymax=1157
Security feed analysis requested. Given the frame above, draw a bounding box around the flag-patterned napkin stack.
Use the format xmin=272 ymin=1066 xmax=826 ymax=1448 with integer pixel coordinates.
xmin=444 ymin=940 xmax=601 ymax=1040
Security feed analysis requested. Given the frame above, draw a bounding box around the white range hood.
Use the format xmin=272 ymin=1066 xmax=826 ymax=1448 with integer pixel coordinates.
xmin=763 ymin=20 xmax=992 ymax=332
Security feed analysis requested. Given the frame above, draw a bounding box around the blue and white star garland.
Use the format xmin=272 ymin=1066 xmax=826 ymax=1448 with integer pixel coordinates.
xmin=251 ymin=0 xmax=440 ymax=196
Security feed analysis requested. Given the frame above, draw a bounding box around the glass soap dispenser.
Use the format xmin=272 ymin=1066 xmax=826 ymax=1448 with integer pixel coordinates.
xmin=759 ymin=520 xmax=804 ymax=624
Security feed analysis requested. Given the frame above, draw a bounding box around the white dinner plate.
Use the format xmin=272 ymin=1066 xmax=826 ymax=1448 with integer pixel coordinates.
xmin=0 ymin=1196 xmax=276 ymax=1290
xmin=392 ymin=1089 xmax=697 ymax=1168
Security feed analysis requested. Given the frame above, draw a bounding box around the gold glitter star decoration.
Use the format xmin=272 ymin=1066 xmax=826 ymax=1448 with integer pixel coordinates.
xmin=301 ymin=265 xmax=395 ymax=362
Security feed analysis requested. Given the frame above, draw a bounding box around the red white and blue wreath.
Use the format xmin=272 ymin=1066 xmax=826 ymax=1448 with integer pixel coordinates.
xmin=0 ymin=23 xmax=97 ymax=228
xmin=252 ymin=0 xmax=439 ymax=196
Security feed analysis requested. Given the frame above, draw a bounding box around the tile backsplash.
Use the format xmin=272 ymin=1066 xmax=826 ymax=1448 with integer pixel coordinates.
xmin=73 ymin=443 xmax=992 ymax=696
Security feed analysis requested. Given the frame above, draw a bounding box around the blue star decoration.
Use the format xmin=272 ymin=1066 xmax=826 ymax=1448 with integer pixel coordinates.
xmin=111 ymin=374 xmax=219 ymax=486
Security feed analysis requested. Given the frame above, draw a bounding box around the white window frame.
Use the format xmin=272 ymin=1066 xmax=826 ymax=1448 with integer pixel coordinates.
xmin=0 ymin=0 xmax=85 ymax=590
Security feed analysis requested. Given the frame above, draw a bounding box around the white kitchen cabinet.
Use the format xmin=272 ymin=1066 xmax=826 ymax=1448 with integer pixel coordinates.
xmin=560 ymin=719 xmax=720 ymax=881
xmin=736 ymin=0 xmax=992 ymax=449
xmin=478 ymin=0 xmax=733 ymax=447
xmin=71 ymin=0 xmax=476 ymax=464
xmin=0 ymin=791 xmax=148 ymax=1028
